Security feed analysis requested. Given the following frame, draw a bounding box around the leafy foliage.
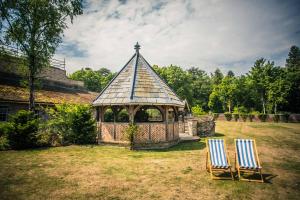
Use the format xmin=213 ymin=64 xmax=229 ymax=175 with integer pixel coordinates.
xmin=46 ymin=104 xmax=96 ymax=145
xmin=70 ymin=105 xmax=96 ymax=144
xmin=191 ymin=105 xmax=206 ymax=116
xmin=124 ymin=123 xmax=139 ymax=150
xmin=233 ymin=114 xmax=239 ymax=121
xmin=224 ymin=112 xmax=232 ymax=121
xmin=0 ymin=122 xmax=13 ymax=150
xmin=240 ymin=114 xmax=248 ymax=122
xmin=258 ymin=114 xmax=268 ymax=122
xmin=7 ymin=110 xmax=40 ymax=149
xmin=69 ymin=68 xmax=115 ymax=92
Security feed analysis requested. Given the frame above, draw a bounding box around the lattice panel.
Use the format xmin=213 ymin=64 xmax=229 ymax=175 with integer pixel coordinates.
xmin=174 ymin=122 xmax=179 ymax=139
xmin=135 ymin=124 xmax=150 ymax=143
xmin=101 ymin=123 xmax=114 ymax=141
xmin=115 ymin=123 xmax=129 ymax=141
xmin=150 ymin=123 xmax=166 ymax=142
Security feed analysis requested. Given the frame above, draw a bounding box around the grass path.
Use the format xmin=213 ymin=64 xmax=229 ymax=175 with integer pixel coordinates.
xmin=0 ymin=121 xmax=299 ymax=200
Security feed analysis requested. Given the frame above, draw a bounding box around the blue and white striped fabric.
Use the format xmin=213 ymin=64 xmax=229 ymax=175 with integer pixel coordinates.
xmin=208 ymin=139 xmax=229 ymax=168
xmin=236 ymin=139 xmax=259 ymax=169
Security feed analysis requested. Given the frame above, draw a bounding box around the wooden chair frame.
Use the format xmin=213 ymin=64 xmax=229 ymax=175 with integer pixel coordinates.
xmin=234 ymin=139 xmax=264 ymax=183
xmin=206 ymin=139 xmax=234 ymax=180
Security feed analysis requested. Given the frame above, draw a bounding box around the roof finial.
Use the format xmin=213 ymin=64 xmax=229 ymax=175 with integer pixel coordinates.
xmin=134 ymin=42 xmax=140 ymax=53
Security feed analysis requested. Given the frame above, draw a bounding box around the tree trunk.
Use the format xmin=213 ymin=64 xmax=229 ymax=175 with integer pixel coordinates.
xmin=274 ymin=102 xmax=277 ymax=114
xmin=262 ymin=96 xmax=266 ymax=114
xmin=29 ymin=72 xmax=35 ymax=111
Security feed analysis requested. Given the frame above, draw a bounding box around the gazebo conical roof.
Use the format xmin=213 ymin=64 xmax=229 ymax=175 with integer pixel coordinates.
xmin=93 ymin=43 xmax=184 ymax=107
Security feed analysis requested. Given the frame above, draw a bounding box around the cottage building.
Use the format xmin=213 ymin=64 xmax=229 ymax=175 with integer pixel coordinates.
xmin=93 ymin=43 xmax=185 ymax=149
xmin=0 ymin=45 xmax=97 ymax=121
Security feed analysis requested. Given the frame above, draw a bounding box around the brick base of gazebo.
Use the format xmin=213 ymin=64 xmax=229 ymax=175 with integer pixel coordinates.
xmin=97 ymin=121 xmax=180 ymax=149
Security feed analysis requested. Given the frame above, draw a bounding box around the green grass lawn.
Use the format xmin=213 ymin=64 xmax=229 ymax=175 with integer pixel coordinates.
xmin=0 ymin=121 xmax=300 ymax=200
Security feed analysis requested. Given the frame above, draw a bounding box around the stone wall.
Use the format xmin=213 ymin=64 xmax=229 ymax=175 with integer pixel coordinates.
xmin=184 ymin=116 xmax=215 ymax=137
xmin=196 ymin=116 xmax=215 ymax=137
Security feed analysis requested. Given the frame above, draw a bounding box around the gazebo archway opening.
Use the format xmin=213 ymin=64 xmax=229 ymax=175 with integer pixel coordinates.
xmin=168 ymin=107 xmax=178 ymax=122
xmin=134 ymin=106 xmax=164 ymax=122
xmin=103 ymin=106 xmax=129 ymax=123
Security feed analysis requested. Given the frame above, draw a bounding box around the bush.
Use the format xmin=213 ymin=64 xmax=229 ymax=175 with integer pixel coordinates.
xmin=273 ymin=114 xmax=280 ymax=123
xmin=258 ymin=114 xmax=268 ymax=122
xmin=192 ymin=105 xmax=206 ymax=117
xmin=213 ymin=113 xmax=219 ymax=120
xmin=0 ymin=122 xmax=13 ymax=150
xmin=46 ymin=104 xmax=96 ymax=145
xmin=224 ymin=112 xmax=232 ymax=121
xmin=240 ymin=114 xmax=248 ymax=122
xmin=7 ymin=110 xmax=40 ymax=149
xmin=71 ymin=105 xmax=96 ymax=144
xmin=233 ymin=114 xmax=239 ymax=121
xmin=248 ymin=114 xmax=255 ymax=122
xmin=125 ymin=123 xmax=139 ymax=150
xmin=233 ymin=106 xmax=248 ymax=114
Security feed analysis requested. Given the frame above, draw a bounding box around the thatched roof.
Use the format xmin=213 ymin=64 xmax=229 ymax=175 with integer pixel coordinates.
xmin=93 ymin=43 xmax=184 ymax=107
xmin=0 ymin=84 xmax=97 ymax=105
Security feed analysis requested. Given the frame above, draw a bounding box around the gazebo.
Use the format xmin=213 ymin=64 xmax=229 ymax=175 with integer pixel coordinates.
xmin=93 ymin=43 xmax=185 ymax=149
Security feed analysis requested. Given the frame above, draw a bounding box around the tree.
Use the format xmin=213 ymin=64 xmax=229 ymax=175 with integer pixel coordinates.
xmin=0 ymin=0 xmax=83 ymax=110
xmin=285 ymin=45 xmax=300 ymax=113
xmin=218 ymin=76 xmax=237 ymax=112
xmin=267 ymin=68 xmax=291 ymax=114
xmin=208 ymin=85 xmax=224 ymax=113
xmin=227 ymin=70 xmax=235 ymax=77
xmin=69 ymin=67 xmax=114 ymax=92
xmin=211 ymin=68 xmax=223 ymax=85
xmin=187 ymin=67 xmax=212 ymax=110
xmin=248 ymin=58 xmax=278 ymax=114
xmin=153 ymin=65 xmax=193 ymax=104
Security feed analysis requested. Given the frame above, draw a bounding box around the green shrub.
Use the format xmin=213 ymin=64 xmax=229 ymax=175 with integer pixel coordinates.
xmin=104 ymin=108 xmax=114 ymax=122
xmin=273 ymin=114 xmax=280 ymax=123
xmin=46 ymin=104 xmax=96 ymax=145
xmin=240 ymin=114 xmax=248 ymax=122
xmin=233 ymin=106 xmax=248 ymax=114
xmin=233 ymin=114 xmax=239 ymax=121
xmin=213 ymin=113 xmax=219 ymax=120
xmin=125 ymin=123 xmax=139 ymax=150
xmin=0 ymin=135 xmax=10 ymax=150
xmin=192 ymin=105 xmax=206 ymax=117
xmin=0 ymin=122 xmax=12 ymax=150
xmin=258 ymin=114 xmax=268 ymax=122
xmin=71 ymin=105 xmax=96 ymax=144
xmin=248 ymin=114 xmax=255 ymax=122
xmin=224 ymin=112 xmax=232 ymax=121
xmin=7 ymin=110 xmax=40 ymax=149
xmin=46 ymin=104 xmax=73 ymax=145
xmin=116 ymin=109 xmax=129 ymax=122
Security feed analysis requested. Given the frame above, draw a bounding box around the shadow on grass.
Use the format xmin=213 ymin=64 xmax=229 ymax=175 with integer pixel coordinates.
xmin=238 ymin=172 xmax=277 ymax=184
xmin=201 ymin=132 xmax=225 ymax=138
xmin=146 ymin=140 xmax=206 ymax=152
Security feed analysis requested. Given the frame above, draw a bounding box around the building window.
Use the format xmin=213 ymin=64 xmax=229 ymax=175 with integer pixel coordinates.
xmin=0 ymin=106 xmax=9 ymax=122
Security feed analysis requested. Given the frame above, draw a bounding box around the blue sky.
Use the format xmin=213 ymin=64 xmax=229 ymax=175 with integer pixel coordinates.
xmin=56 ymin=0 xmax=300 ymax=75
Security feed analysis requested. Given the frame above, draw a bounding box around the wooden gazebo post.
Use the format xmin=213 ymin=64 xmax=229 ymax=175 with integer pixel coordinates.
xmin=165 ymin=105 xmax=169 ymax=141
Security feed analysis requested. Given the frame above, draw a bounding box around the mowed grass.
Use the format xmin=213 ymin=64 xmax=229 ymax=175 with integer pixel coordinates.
xmin=0 ymin=121 xmax=300 ymax=200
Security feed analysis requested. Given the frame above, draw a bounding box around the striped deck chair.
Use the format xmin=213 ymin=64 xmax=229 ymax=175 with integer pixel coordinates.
xmin=206 ymin=139 xmax=233 ymax=180
xmin=235 ymin=139 xmax=264 ymax=183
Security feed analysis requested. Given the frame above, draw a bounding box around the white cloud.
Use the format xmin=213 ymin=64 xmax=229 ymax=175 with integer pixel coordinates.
xmin=56 ymin=0 xmax=300 ymax=75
